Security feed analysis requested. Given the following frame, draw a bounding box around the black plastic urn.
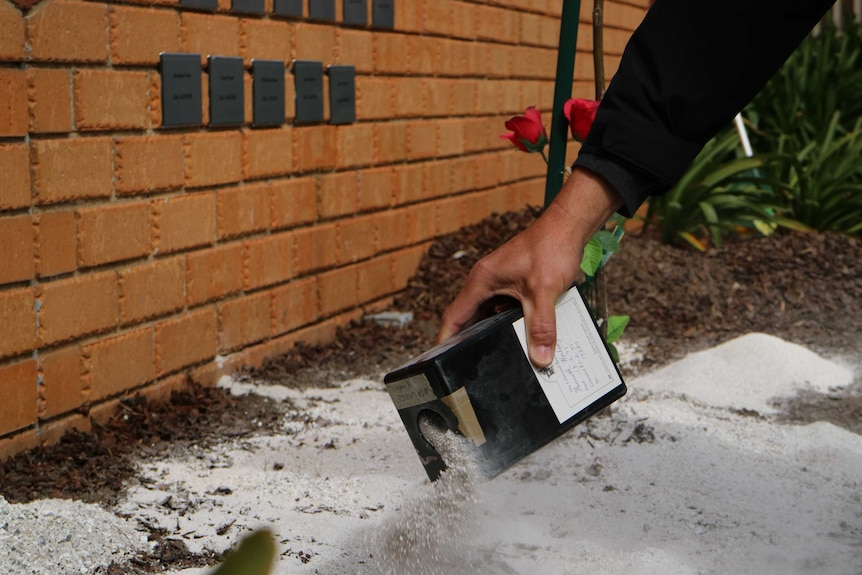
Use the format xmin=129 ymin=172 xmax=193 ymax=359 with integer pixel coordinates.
xmin=383 ymin=284 xmax=627 ymax=481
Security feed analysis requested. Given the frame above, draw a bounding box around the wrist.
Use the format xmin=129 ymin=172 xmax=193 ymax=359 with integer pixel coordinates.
xmin=546 ymin=167 xmax=624 ymax=246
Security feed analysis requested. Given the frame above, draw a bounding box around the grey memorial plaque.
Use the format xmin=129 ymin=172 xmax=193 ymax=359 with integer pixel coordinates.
xmin=343 ymin=0 xmax=367 ymax=25
xmin=252 ymin=60 xmax=285 ymax=127
xmin=293 ymin=60 xmax=324 ymax=124
xmin=372 ymin=0 xmax=394 ymax=28
xmin=179 ymin=0 xmax=218 ymax=12
xmin=208 ymin=56 xmax=244 ymax=127
xmin=328 ymin=66 xmax=355 ymax=125
xmin=231 ymin=0 xmax=265 ymax=15
xmin=160 ymin=53 xmax=202 ymax=128
xmin=309 ymin=0 xmax=336 ymax=21
xmin=272 ymin=0 xmax=302 ymax=17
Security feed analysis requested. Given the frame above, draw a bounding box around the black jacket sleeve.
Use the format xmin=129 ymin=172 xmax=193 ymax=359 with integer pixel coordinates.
xmin=573 ymin=0 xmax=836 ymax=217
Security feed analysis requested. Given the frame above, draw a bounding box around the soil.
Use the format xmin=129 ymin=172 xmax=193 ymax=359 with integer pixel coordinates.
xmin=1 ymin=206 xmax=860 ymax=573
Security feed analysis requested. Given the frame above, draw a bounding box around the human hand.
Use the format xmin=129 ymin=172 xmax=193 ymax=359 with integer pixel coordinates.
xmin=437 ymin=168 xmax=623 ymax=367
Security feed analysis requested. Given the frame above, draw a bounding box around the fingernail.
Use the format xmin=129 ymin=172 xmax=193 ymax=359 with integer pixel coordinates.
xmin=532 ymin=345 xmax=553 ymax=367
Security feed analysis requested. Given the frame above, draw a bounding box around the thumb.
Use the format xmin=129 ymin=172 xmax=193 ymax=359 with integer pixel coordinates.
xmin=522 ymin=297 xmax=558 ymax=368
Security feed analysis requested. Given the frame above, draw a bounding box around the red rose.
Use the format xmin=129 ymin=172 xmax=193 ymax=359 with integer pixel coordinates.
xmin=563 ymin=98 xmax=600 ymax=142
xmin=500 ymin=106 xmax=548 ymax=154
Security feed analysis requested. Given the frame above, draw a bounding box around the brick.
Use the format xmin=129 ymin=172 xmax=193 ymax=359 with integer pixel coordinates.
xmin=438 ymin=40 xmax=465 ymax=75
xmin=26 ymin=0 xmax=108 ymax=63
xmin=293 ymin=22 xmax=335 ymax=64
xmin=242 ymin=18 xmax=291 ymax=66
xmin=0 ymin=429 xmax=39 ymax=462
xmin=216 ymin=184 xmax=270 ymax=240
xmin=0 ymin=144 xmax=30 ymax=211
xmin=77 ymin=202 xmax=150 ymax=267
xmin=336 ymin=123 xmax=374 ymax=169
xmin=374 ymin=33 xmax=411 ymax=74
xmin=181 ymin=12 xmax=241 ymax=66
xmin=392 ymin=77 xmax=424 ymax=118
xmin=407 ymin=121 xmax=437 ymax=161
xmin=393 ymin=163 xmax=424 ymax=206
xmin=0 ymin=287 xmax=36 ymax=360
xmin=357 ymin=255 xmax=392 ymax=304
xmin=26 ymin=67 xmax=72 ymax=134
xmin=487 ymin=44 xmax=513 ymax=78
xmin=376 ymin=208 xmax=408 ymax=253
xmin=118 ymin=257 xmax=185 ymax=324
xmin=0 ymin=359 xmax=37 ymax=435
xmin=392 ymin=244 xmax=426 ymax=291
xmin=293 ymin=125 xmax=337 ymax=172
xmin=152 ymin=192 xmax=215 ymax=254
xmin=110 ymin=5 xmax=181 ymax=65
xmin=271 ymin=177 xmax=317 ymax=228
xmin=423 ymin=78 xmax=451 ymax=117
xmin=423 ymin=0 xmax=451 ymax=35
xmin=37 ymin=272 xmax=118 ymax=346
xmin=314 ymin=175 xmax=355 ymax=221
xmin=36 ymin=210 xmax=76 ymax=278
xmin=0 ymin=68 xmax=26 ymax=137
xmin=243 ymin=128 xmax=293 ymax=180
xmin=357 ymin=167 xmax=393 ymax=212
xmin=244 ymin=233 xmax=293 ymax=291
xmin=185 ymin=132 xmax=243 ymax=188
xmin=407 ymin=201 xmax=438 ymax=242
xmin=32 ymin=138 xmax=113 ymax=205
xmin=423 ymin=160 xmax=453 ymax=199
xmin=434 ymin=197 xmax=462 ymax=235
xmin=463 ymin=190 xmax=492 ymax=225
xmin=116 ymin=135 xmax=184 ymax=194
xmin=406 ymin=35 xmax=438 ymax=76
xmin=73 ymin=70 xmax=150 ymax=130
xmin=155 ymin=307 xmax=217 ymax=375
xmin=337 ymin=29 xmax=373 ymax=73
xmin=83 ymin=327 xmax=155 ymax=401
xmin=186 ymin=243 xmax=244 ymax=305
xmin=449 ymin=156 xmax=477 ymax=195
xmin=499 ymin=79 xmax=522 ymax=114
xmin=356 ymin=77 xmax=393 ymax=120
xmin=338 ymin=214 xmax=376 ymax=263
xmin=2 ymin=213 xmax=32 ymax=286
xmin=374 ymin=122 xmax=407 ymax=165
xmin=437 ymin=118 xmax=467 ymax=158
xmin=605 ymin=1 xmax=648 ymax=30
xmin=318 ymin=265 xmax=357 ymax=316
xmin=37 ymin=344 xmax=82 ymax=419
xmin=0 ymin=0 xmax=25 ymax=61
xmin=218 ymin=291 xmax=270 ymax=352
xmin=293 ymin=223 xmax=337 ymax=274
xmin=476 ymin=152 xmax=503 ymax=190
xmin=271 ymin=277 xmax=318 ymax=335
xmin=451 ymin=79 xmax=478 ymax=115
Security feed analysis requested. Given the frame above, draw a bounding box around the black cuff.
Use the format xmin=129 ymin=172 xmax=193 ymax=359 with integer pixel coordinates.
xmin=573 ymin=152 xmax=662 ymax=218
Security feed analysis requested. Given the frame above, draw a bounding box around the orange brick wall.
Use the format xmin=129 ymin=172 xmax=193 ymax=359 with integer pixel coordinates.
xmin=0 ymin=0 xmax=648 ymax=458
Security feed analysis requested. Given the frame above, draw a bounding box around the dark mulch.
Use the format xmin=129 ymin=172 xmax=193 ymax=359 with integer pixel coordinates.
xmin=1 ymin=206 xmax=860 ymax=572
xmin=0 ymin=380 xmax=288 ymax=507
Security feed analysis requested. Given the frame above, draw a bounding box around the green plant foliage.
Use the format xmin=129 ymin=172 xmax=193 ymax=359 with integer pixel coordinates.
xmin=747 ymin=21 xmax=862 ymax=144
xmin=209 ymin=529 xmax=275 ymax=575
xmin=744 ymin=22 xmax=862 ymax=236
xmin=642 ymin=128 xmax=783 ymax=249
xmin=763 ymin=114 xmax=862 ymax=234
xmin=604 ymin=314 xmax=630 ymax=364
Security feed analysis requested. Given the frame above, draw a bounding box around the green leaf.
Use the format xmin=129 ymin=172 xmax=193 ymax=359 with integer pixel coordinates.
xmin=210 ymin=529 xmax=276 ymax=575
xmin=605 ymin=315 xmax=630 ymax=344
xmin=607 ymin=342 xmax=620 ymax=364
xmin=591 ymin=229 xmax=621 ymax=254
xmin=580 ymin=238 xmax=603 ymax=278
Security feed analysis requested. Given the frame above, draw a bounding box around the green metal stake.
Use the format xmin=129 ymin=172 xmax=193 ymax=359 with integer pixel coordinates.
xmin=544 ymin=0 xmax=581 ymax=207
